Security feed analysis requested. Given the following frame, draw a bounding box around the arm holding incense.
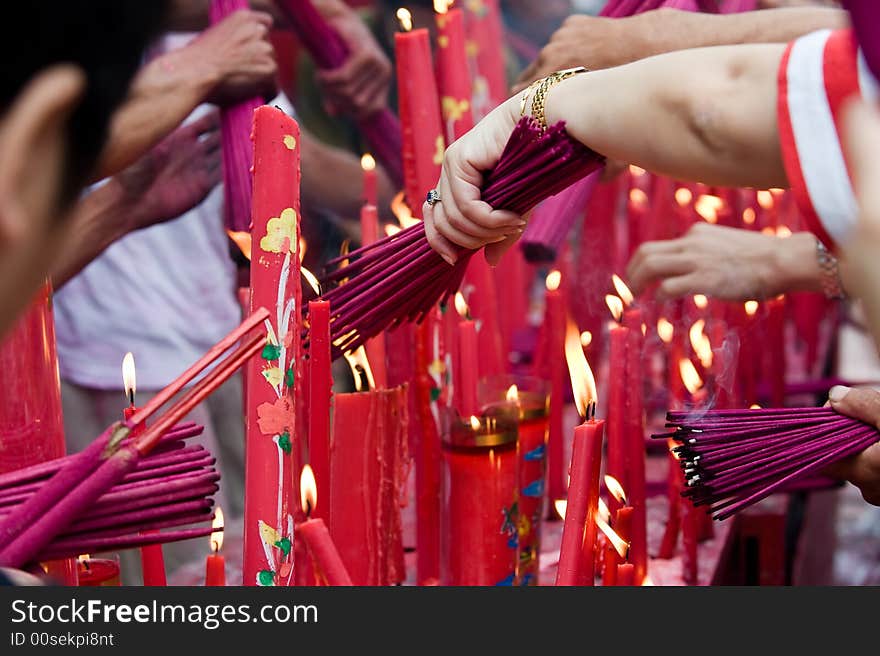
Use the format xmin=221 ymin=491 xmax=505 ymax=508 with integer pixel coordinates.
xmin=95 ymin=10 xmax=276 ymax=178
xmin=826 ymin=386 xmax=880 ymax=506
xmin=514 ymin=7 xmax=849 ymax=91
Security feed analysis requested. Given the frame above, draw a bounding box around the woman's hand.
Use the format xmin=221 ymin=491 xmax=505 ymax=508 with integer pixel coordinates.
xmin=422 ymin=97 xmax=527 ymax=266
xmin=825 ymin=386 xmax=880 ymax=506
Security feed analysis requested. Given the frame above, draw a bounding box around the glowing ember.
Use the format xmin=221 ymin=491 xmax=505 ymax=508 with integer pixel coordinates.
xmin=657 ymin=318 xmax=674 ymax=344
xmin=611 ymin=274 xmax=634 ymax=307
xmin=396 ymin=7 xmax=413 ymax=31
xmin=210 ymin=507 xmax=225 ymax=553
xmin=604 ymin=475 xmax=627 ymax=504
xmin=679 ymin=358 xmax=703 ymax=395
xmin=343 ymin=346 xmax=376 ymax=392
xmin=122 ymin=352 xmax=136 ymax=405
xmin=675 ymin=187 xmax=693 ymax=206
xmin=605 ymin=295 xmax=624 ymax=322
xmin=546 ymin=269 xmax=562 ymax=292
xmin=300 ymin=465 xmax=317 ymax=516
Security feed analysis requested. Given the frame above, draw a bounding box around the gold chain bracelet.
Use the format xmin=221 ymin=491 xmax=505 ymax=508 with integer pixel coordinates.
xmin=520 ymin=66 xmax=588 ymax=130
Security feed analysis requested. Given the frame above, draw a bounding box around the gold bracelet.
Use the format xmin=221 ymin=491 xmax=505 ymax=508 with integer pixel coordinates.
xmin=519 ymin=66 xmax=588 ymax=130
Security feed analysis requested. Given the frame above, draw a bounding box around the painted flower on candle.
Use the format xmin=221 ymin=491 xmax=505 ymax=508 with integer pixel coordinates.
xmin=256 ymin=397 xmax=293 ymax=435
xmin=442 ymin=96 xmax=470 ymax=121
xmin=259 ymin=207 xmax=298 ymax=254
xmin=432 ymin=135 xmax=446 ymax=166
xmin=283 ymin=134 xmax=297 ymax=150
xmin=262 ymin=366 xmax=283 ymax=387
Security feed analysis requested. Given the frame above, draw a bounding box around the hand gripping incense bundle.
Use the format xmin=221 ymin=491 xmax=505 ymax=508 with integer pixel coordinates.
xmin=319 ymin=117 xmax=604 ymax=358
xmin=656 ymin=407 xmax=880 ymax=520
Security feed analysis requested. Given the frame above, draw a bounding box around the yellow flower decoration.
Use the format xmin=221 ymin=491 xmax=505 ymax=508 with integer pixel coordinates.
xmin=260 ymin=207 xmax=297 ymax=254
xmin=432 ymin=135 xmax=446 ymax=166
xmin=438 ymin=34 xmax=449 ymax=48
xmin=258 ymin=520 xmax=280 ymax=548
xmin=262 ymin=366 xmax=283 ymax=387
xmin=466 ymin=40 xmax=479 ymax=58
xmin=283 ymin=135 xmax=297 ymax=150
xmin=428 ymin=358 xmax=446 ymax=377
xmin=442 ymin=97 xmax=470 ymax=122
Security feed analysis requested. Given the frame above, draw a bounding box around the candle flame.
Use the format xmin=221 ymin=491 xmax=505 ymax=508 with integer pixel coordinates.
xmin=454 ymin=291 xmax=469 ymax=319
xmin=564 ymin=317 xmax=596 ymax=419
xmin=744 ymin=300 xmax=759 ymax=316
xmin=742 ymin=207 xmax=756 ymax=225
xmin=385 ymin=224 xmax=401 ymax=237
xmin=756 ymin=190 xmax=774 ymax=210
xmin=469 ymin=415 xmax=481 ymax=431
xmin=360 ymin=153 xmax=376 ymax=172
xmin=604 ymin=475 xmax=627 ymax=504
xmin=433 ymin=0 xmax=450 ymax=13
xmin=628 ymin=164 xmax=646 ymax=177
xmin=693 ymin=294 xmax=708 ymax=309
xmin=694 ymin=194 xmax=722 ymax=223
xmin=343 ymin=346 xmax=376 ymax=392
xmin=679 ymin=358 xmax=703 ymax=395
xmin=605 ymin=295 xmax=624 ymax=322
xmin=596 ymin=513 xmax=629 ymax=560
xmin=300 ymin=465 xmax=317 ymax=516
xmin=580 ymin=331 xmax=592 ymax=348
xmin=667 ymin=438 xmax=680 ymax=458
xmin=226 ymin=230 xmax=252 ymax=260
xmin=122 ymin=352 xmax=136 ymax=405
xmin=611 ymin=274 xmax=634 ymax=307
xmin=390 ymin=191 xmax=420 ymax=229
xmin=506 ymin=384 xmax=518 ymax=403
xmin=554 ymin=499 xmax=567 ymax=520
xmin=299 ymin=235 xmax=307 ymax=263
xmin=302 ymin=267 xmax=321 ymax=296
xmin=657 ymin=317 xmax=674 ymax=344
xmin=545 ymin=269 xmax=561 ymax=292
xmin=776 ymin=225 xmax=792 ymax=238
xmin=629 ymin=188 xmax=648 ymax=208
xmin=397 ymin=7 xmax=413 ymax=31
xmin=675 ymin=187 xmax=693 ymax=206
xmin=750 ymin=403 xmax=762 ymax=409
xmin=642 ymin=576 xmax=655 ymax=586
xmin=597 ymin=498 xmax=610 ymax=523
xmin=210 ymin=507 xmax=224 ymax=552
xmin=689 ymin=319 xmax=713 ymax=369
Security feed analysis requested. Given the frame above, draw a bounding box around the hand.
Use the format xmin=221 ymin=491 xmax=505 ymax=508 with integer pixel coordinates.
xmin=824 ymin=386 xmax=880 ymax=506
xmin=626 ymin=222 xmax=821 ymax=301
xmin=191 ymin=10 xmax=278 ymax=106
xmin=422 ymin=98 xmax=526 ymax=266
xmin=113 ymin=112 xmax=221 ymax=231
xmin=314 ymin=6 xmax=391 ymax=119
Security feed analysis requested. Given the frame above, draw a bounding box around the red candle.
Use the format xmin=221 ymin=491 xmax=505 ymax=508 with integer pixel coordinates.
xmin=616 ymin=562 xmax=635 ymax=586
xmin=361 ymin=154 xmax=378 ymax=208
xmin=434 ymin=1 xmax=475 ymax=143
xmin=766 ymin=295 xmax=786 ymax=407
xmin=440 ymin=407 xmax=519 ymax=585
xmin=544 ymin=271 xmax=567 ymax=512
xmin=297 ymin=465 xmax=353 ymax=586
xmin=359 ymin=204 xmax=388 ymax=389
xmin=243 ymin=105 xmax=300 ymax=587
xmin=77 ymin=556 xmax=120 ymax=587
xmin=658 ymin=440 xmax=683 ymax=560
xmin=623 ymin=305 xmax=647 ymax=585
xmin=395 ymin=8 xmax=444 ymax=218
xmin=205 ymin=508 xmax=226 ymax=586
xmin=605 ymin=295 xmax=628 ymax=515
xmin=602 ymin=477 xmax=634 ymax=586
xmin=453 ymin=292 xmax=478 ymax=418
xmin=682 ymin=497 xmax=699 ymax=585
xmin=307 ymin=298 xmax=331 ymax=522
xmin=462 ymin=0 xmax=507 ymax=117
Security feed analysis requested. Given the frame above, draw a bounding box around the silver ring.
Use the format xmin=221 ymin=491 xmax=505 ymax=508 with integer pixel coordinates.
xmin=426 ymin=189 xmax=441 ymax=206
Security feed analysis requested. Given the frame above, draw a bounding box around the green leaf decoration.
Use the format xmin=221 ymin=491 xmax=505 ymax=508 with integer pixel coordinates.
xmin=262 ymin=343 xmax=281 ymax=360
xmin=285 ymin=367 xmax=295 ymax=387
xmin=274 ymin=537 xmax=292 ymax=556
xmin=430 ymin=387 xmax=441 ymax=402
xmin=257 ymin=570 xmax=275 ymax=586
xmin=278 ymin=431 xmax=292 ymax=454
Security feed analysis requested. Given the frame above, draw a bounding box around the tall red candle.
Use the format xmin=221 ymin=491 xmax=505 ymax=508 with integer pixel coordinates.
xmin=434 ymin=1 xmax=474 ymax=143
xmin=605 ymin=296 xmax=628 ymax=515
xmin=616 ymin=562 xmax=635 ymax=586
xmin=243 ymin=105 xmax=300 ymax=587
xmin=544 ymin=271 xmax=567 ymax=511
xmin=205 ymin=508 xmax=226 ymax=586
xmin=462 ymin=0 xmax=507 ymax=117
xmin=307 ymin=298 xmax=331 ymax=522
xmin=623 ymin=305 xmax=647 ymax=585
xmin=453 ymin=293 xmax=479 ymax=418
xmin=361 ymin=154 xmax=378 ymax=208
xmin=298 ymin=465 xmax=353 ymax=586
xmin=359 ymin=204 xmax=388 ymax=389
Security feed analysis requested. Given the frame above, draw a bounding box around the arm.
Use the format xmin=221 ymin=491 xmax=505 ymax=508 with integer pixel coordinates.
xmin=425 ymin=43 xmax=787 ymax=264
xmin=515 ymin=7 xmax=848 ymax=90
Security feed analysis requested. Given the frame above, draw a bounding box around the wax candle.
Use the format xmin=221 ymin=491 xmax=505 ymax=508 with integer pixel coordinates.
xmin=616 ymin=562 xmax=635 ymax=586
xmin=453 ymin=292 xmax=478 ymax=418
xmin=682 ymin=496 xmax=699 ymax=585
xmin=624 ymin=306 xmax=647 ymax=585
xmin=205 ymin=508 xmax=226 ymax=586
xmin=77 ymin=556 xmax=120 ymax=587
xmin=361 ymin=154 xmax=377 ymax=208
xmin=298 ymin=465 xmax=353 ymax=586
xmin=658 ymin=440 xmax=683 ymax=560
xmin=359 ymin=204 xmax=388 ymax=389
xmin=307 ymin=298 xmax=331 ymax=522
xmin=766 ymin=295 xmax=786 ymax=407
xmin=462 ymin=0 xmax=507 ymax=117
xmin=601 ymin=477 xmax=633 ymax=586
xmin=434 ymin=0 xmax=475 ymax=143
xmin=244 ymin=105 xmax=300 ymax=587
xmin=440 ymin=407 xmax=519 ymax=585
xmin=544 ymin=270 xmax=567 ymax=513
xmin=605 ymin=295 xmax=628 ymax=514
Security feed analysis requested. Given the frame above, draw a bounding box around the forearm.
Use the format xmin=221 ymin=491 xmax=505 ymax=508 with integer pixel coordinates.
xmin=541 ymin=43 xmax=788 ymax=189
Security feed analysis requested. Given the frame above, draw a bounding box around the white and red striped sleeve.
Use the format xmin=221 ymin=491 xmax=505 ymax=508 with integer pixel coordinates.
xmin=777 ymin=28 xmax=879 ymax=250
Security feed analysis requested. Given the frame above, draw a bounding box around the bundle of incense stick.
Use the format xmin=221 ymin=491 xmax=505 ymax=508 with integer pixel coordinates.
xmin=275 ymin=0 xmax=404 ymax=188
xmin=0 ymin=424 xmax=219 ymax=561
xmin=320 ymin=117 xmax=604 ymax=357
xmin=210 ymin=0 xmax=263 ymax=232
xmin=0 ymin=308 xmax=269 ymax=568
xmin=657 ymin=407 xmax=879 ymax=520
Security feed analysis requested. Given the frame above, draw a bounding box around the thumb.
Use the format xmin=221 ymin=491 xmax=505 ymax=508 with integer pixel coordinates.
xmin=484 ymin=231 xmax=521 ymax=267
xmin=828 ymin=385 xmax=880 ymax=429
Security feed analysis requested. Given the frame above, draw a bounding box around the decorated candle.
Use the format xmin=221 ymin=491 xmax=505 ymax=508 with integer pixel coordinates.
xmin=434 ymin=0 xmax=474 ymax=142
xmin=440 ymin=406 xmax=519 ymax=585
xmin=205 ymin=508 xmax=226 ymax=586
xmin=243 ymin=105 xmax=300 ymax=587
xmin=462 ymin=0 xmax=507 ymax=117
xmin=297 ymin=465 xmax=353 ymax=586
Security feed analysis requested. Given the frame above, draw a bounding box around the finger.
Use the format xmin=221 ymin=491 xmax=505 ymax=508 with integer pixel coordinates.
xmin=843 ymin=99 xmax=880 ymax=220
xmin=626 ymin=239 xmax=686 ymax=279
xmin=828 ymin=385 xmax=880 ymax=429
xmin=626 ymin=253 xmax=693 ymax=296
xmin=423 ymin=201 xmax=459 ymax=265
xmin=251 ymin=11 xmax=274 ymax=28
xmin=184 ymin=112 xmax=220 ymax=139
xmin=656 ymin=273 xmax=704 ymax=301
xmin=485 ymin=231 xmax=522 ymax=267
xmin=199 ymin=130 xmax=222 ymax=153
xmin=437 ymin=172 xmax=512 ymax=242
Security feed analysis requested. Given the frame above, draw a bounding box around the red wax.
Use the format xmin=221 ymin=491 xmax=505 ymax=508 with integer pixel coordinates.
xmin=77 ymin=558 xmax=121 ymax=587
xmin=205 ymin=552 xmax=226 ymax=586
xmin=464 ymin=259 xmax=505 ymax=380
xmin=623 ymin=308 xmax=647 ymax=585
xmin=658 ymin=450 xmax=682 ymax=560
xmin=603 ymin=505 xmax=634 ymax=586
xmin=616 ymin=562 xmax=635 ymax=586
xmin=545 ymin=285 xmax=566 ymax=509
xmin=441 ymin=425 xmax=518 ymax=586
xmin=435 ymin=6 xmax=475 ymax=142
xmin=556 ymin=419 xmax=605 ymax=586
xmin=454 ymin=318 xmax=479 ymax=418
xmin=243 ymin=106 xmax=300 ymax=587
xmin=766 ymin=296 xmax=786 ymax=407
xmin=359 ymin=205 xmax=388 ymax=389
xmin=606 ymin=324 xmax=629 ymax=513
xmin=493 ymin=247 xmax=530 ymax=358
xmin=140 ymin=542 xmax=166 ymax=586
xmin=307 ymin=299 xmax=331 ymax=521
xmin=515 ymin=409 xmax=549 ymax=585
xmin=603 ymin=542 xmax=618 ymax=586
xmin=462 ymin=0 xmax=508 ymax=116
xmin=297 ymin=517 xmax=353 ymax=586
xmin=360 ymin=203 xmax=379 ymax=246
xmin=395 ymin=24 xmax=444 ymax=217
xmin=682 ymin=498 xmax=699 ymax=585
xmin=362 ymin=166 xmax=377 ymax=208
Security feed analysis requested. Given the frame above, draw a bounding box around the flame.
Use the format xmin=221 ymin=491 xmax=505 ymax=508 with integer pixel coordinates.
xmin=756 ymin=190 xmax=774 ymax=210
xmin=227 ymin=230 xmax=252 ymax=260
xmin=675 ymin=187 xmax=693 ymax=206
xmin=693 ymin=294 xmax=708 ymax=309
xmin=760 ymin=226 xmax=775 ymax=237
xmin=629 ymin=188 xmax=648 ymax=208
xmin=605 ymin=295 xmax=624 ymax=322
xmin=122 ymin=352 xmax=136 ymax=404
xmin=343 ymin=346 xmax=376 ymax=392
xmin=642 ymin=576 xmax=655 ymax=586
xmin=742 ymin=207 xmax=756 ymax=225
xmin=396 ymin=7 xmax=413 ymax=31
xmin=657 ymin=318 xmax=674 ymax=344
xmin=433 ymin=0 xmax=450 ymax=12
xmin=694 ymin=194 xmax=722 ymax=223
xmin=469 ymin=415 xmax=481 ymax=431
xmin=564 ymin=317 xmax=597 ymax=418
xmin=596 ymin=513 xmax=629 ymax=560
xmin=360 ymin=153 xmax=376 ymax=172
xmin=689 ymin=319 xmax=713 ymax=368
xmin=750 ymin=403 xmax=762 ymax=409
xmin=554 ymin=499 xmax=567 ymax=520
xmin=580 ymin=331 xmax=592 ymax=347
xmin=454 ymin=291 xmax=469 ymax=319
xmin=776 ymin=225 xmax=792 ymax=238
xmin=744 ymin=300 xmax=759 ymax=316
xmin=604 ymin=475 xmax=627 ymax=505
xmin=667 ymin=438 xmax=680 ymax=458
xmin=385 ymin=224 xmax=401 ymax=237
xmin=679 ymin=358 xmax=703 ymax=395
xmin=506 ymin=384 xmax=518 ymax=403
xmin=300 ymin=465 xmax=317 ymax=516
xmin=390 ymin=191 xmax=420 ymax=229
xmin=302 ymin=267 xmax=321 ymax=296
xmin=611 ymin=274 xmax=634 ymax=307
xmin=299 ymin=235 xmax=307 ymax=263
xmin=628 ymin=164 xmax=646 ymax=177
xmin=210 ymin=507 xmax=225 ymax=552
xmin=597 ymin=498 xmax=611 ymax=523
xmin=545 ymin=269 xmax=561 ymax=292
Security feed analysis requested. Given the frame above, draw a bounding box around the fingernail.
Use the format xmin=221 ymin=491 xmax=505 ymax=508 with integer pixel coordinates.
xmin=829 ymin=385 xmax=849 ymax=403
xmin=516 ymin=220 xmax=527 ymax=227
xmin=440 ymin=253 xmax=456 ymax=266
